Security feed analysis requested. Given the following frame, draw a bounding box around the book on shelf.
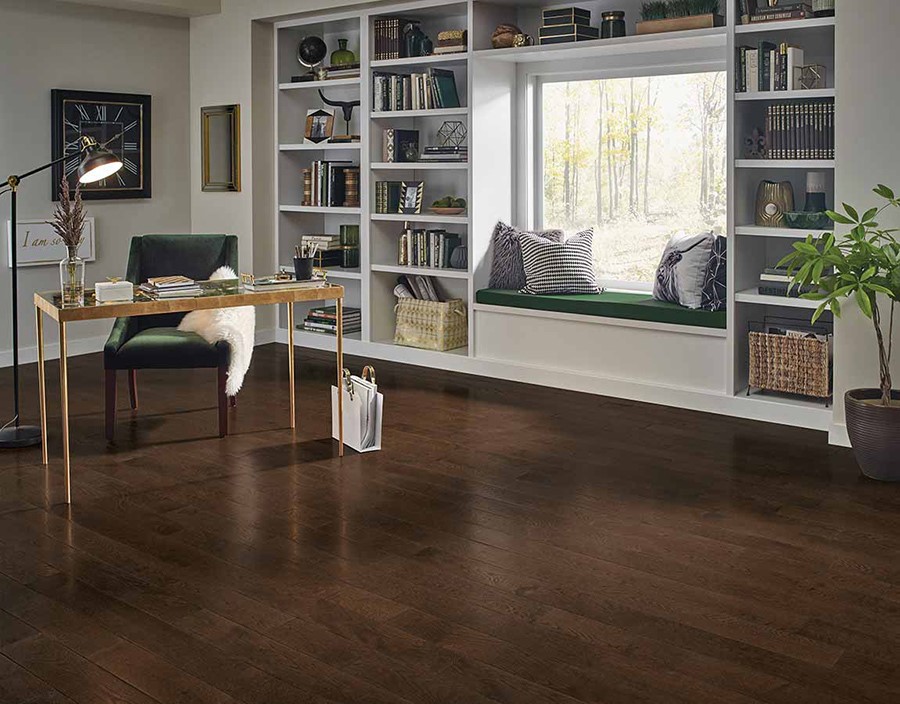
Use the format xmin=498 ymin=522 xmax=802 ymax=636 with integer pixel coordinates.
xmin=434 ymin=29 xmax=467 ymax=55
xmin=737 ymin=42 xmax=807 ymax=93
xmin=375 ymin=181 xmax=404 ymax=214
xmin=301 ymin=234 xmax=341 ymax=251
xmin=419 ymin=145 xmax=468 ymax=162
xmin=301 ymin=306 xmax=362 ymax=335
xmin=373 ymin=17 xmax=416 ymax=61
xmin=739 ymin=0 xmax=814 ymax=24
xmin=301 ymin=161 xmax=357 ymax=208
xmin=398 ymin=226 xmax=463 ymax=269
xmin=763 ymin=101 xmax=834 ymax=159
xmin=383 ymin=128 xmax=420 ymax=162
xmin=373 ymin=68 xmax=461 ymax=112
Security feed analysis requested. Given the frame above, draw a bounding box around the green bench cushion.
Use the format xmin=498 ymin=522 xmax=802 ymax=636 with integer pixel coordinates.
xmin=475 ymin=289 xmax=727 ymax=330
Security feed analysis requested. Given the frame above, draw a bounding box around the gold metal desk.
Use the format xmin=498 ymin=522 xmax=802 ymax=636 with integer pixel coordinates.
xmin=34 ymin=285 xmax=345 ymax=504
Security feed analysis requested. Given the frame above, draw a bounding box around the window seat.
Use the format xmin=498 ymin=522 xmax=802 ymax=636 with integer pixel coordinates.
xmin=475 ymin=289 xmax=727 ymax=330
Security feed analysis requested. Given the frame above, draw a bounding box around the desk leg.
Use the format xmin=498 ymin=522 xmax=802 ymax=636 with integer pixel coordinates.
xmin=336 ymin=298 xmax=344 ymax=458
xmin=35 ymin=308 xmax=48 ymax=466
xmin=58 ymin=321 xmax=71 ymax=504
xmin=287 ymin=302 xmax=296 ymax=430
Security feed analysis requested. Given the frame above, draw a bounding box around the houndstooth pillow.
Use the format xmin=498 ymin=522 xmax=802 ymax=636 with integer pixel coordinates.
xmin=519 ymin=229 xmax=602 ymax=295
xmin=488 ymin=222 xmax=564 ymax=290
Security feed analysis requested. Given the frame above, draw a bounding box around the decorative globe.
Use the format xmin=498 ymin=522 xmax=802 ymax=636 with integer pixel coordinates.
xmin=298 ymin=36 xmax=327 ymax=68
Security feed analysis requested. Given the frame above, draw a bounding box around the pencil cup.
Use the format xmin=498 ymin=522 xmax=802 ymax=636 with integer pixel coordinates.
xmin=294 ymin=257 xmax=314 ymax=281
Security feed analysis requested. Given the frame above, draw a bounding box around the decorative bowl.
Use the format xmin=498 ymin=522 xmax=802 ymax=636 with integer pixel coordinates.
xmin=784 ymin=211 xmax=832 ymax=231
xmin=429 ymin=207 xmax=466 ymax=216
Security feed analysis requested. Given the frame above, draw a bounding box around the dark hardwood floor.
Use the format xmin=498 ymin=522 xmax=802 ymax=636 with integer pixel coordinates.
xmin=1 ymin=343 xmax=899 ymax=703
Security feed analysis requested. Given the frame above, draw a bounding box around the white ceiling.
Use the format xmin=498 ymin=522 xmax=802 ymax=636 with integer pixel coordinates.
xmin=55 ymin=0 xmax=221 ymax=18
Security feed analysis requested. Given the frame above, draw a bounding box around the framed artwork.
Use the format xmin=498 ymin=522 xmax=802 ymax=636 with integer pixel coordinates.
xmin=7 ymin=218 xmax=96 ymax=267
xmin=399 ymin=181 xmax=424 ymax=214
xmin=305 ymin=108 xmax=335 ymax=144
xmin=51 ymin=89 xmax=152 ymax=201
xmin=201 ymin=104 xmax=241 ymax=192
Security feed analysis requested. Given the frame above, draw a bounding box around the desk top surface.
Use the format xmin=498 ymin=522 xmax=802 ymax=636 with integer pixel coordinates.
xmin=35 ymin=284 xmax=345 ymax=322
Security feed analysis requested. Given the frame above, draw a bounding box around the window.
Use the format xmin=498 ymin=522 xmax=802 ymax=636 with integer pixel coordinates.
xmin=539 ymin=71 xmax=727 ymax=289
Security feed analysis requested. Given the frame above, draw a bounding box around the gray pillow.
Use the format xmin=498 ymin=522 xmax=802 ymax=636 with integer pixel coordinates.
xmin=489 ymin=222 xmax=564 ymax=290
xmin=520 ymin=229 xmax=601 ymax=295
xmin=653 ymin=231 xmax=715 ymax=309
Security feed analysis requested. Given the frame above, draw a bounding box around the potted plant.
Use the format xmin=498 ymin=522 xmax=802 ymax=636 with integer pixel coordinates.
xmin=51 ymin=177 xmax=87 ymax=307
xmin=779 ymin=185 xmax=900 ymax=481
xmin=637 ymin=0 xmax=725 ymax=36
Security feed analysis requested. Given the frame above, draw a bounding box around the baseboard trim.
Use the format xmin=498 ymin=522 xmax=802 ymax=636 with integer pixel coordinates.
xmin=829 ymin=422 xmax=851 ymax=447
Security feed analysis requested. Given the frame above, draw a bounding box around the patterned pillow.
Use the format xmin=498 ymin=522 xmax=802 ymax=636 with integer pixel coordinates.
xmin=488 ymin=222 xmax=564 ymax=290
xmin=653 ymin=231 xmax=715 ymax=309
xmin=520 ymin=229 xmax=601 ymax=295
xmin=701 ymin=236 xmax=727 ymax=312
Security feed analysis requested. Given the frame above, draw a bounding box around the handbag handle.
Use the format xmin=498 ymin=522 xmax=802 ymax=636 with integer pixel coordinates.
xmin=361 ymin=365 xmax=376 ymax=385
xmin=342 ymin=368 xmax=354 ymax=400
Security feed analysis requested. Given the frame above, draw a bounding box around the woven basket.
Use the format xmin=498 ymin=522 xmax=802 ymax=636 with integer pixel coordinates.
xmin=748 ymin=331 xmax=830 ymax=398
xmin=394 ymin=298 xmax=468 ymax=351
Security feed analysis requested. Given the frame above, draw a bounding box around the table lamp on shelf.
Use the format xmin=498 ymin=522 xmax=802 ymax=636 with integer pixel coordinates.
xmin=0 ymin=136 xmax=123 ymax=449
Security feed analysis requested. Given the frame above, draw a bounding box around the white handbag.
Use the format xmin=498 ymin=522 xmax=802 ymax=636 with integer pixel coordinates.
xmin=332 ymin=366 xmax=383 ymax=453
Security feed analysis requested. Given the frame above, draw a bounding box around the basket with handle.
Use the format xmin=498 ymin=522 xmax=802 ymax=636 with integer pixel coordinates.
xmin=394 ymin=298 xmax=467 ymax=352
xmin=748 ymin=330 xmax=831 ymax=399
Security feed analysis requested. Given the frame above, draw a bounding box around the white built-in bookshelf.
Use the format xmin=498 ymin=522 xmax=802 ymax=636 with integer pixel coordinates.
xmin=271 ymin=0 xmax=839 ymax=432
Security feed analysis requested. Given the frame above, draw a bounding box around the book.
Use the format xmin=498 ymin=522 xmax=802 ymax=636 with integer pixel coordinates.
xmin=749 ymin=8 xmax=813 ymax=22
xmin=383 ymin=128 xmax=419 ymax=162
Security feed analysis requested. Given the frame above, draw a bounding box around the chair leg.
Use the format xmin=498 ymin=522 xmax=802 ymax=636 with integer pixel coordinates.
xmin=230 ymin=395 xmax=236 ymax=409
xmin=105 ymin=369 xmax=117 ymax=442
xmin=128 ymin=369 xmax=138 ymax=410
xmin=217 ymin=363 xmax=228 ymax=438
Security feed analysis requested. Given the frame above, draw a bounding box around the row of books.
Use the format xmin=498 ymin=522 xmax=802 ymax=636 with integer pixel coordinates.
xmin=301 ymin=306 xmax=361 ymax=335
xmin=139 ymin=276 xmax=202 ymax=299
xmin=736 ymin=42 xmax=807 ymax=93
xmin=737 ymin=1 xmax=823 ymax=24
xmin=373 ymin=17 xmax=411 ymax=61
xmin=764 ymin=102 xmax=834 ymax=160
xmin=375 ymin=181 xmax=404 ymax=214
xmin=301 ymin=161 xmax=360 ymax=208
xmin=420 ymin=146 xmax=467 ymax=162
xmin=398 ymin=228 xmax=463 ymax=269
xmin=373 ymin=69 xmax=460 ymax=112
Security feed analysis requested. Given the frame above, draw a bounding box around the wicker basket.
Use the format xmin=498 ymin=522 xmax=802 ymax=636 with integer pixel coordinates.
xmin=748 ymin=331 xmax=831 ymax=398
xmin=394 ymin=298 xmax=468 ymax=351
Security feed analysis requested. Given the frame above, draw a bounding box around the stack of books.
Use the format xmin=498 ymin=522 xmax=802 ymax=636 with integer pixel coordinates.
xmin=373 ymin=69 xmax=460 ymax=112
xmin=764 ymin=101 xmax=834 ymax=159
xmin=399 ymin=228 xmax=463 ymax=269
xmin=325 ymin=64 xmax=360 ymax=80
xmin=243 ymin=276 xmax=328 ymax=292
xmin=739 ymin=1 xmax=814 ymax=24
xmin=758 ymin=267 xmax=817 ymax=298
xmin=139 ymin=276 xmax=202 ymax=299
xmin=539 ymin=7 xmax=599 ymax=45
xmin=301 ymin=234 xmax=343 ymax=268
xmin=301 ymin=161 xmax=355 ymax=207
xmin=434 ymin=29 xmax=467 ymax=55
xmin=373 ymin=17 xmax=414 ymax=60
xmin=375 ymin=181 xmax=403 ymax=214
xmin=420 ymin=145 xmax=467 ymax=163
xmin=736 ymin=42 xmax=807 ymax=93
xmin=302 ymin=306 xmax=362 ymax=335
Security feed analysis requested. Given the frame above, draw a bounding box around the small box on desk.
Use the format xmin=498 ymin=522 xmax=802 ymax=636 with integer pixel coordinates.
xmin=542 ymin=7 xmax=592 ymax=27
xmin=94 ymin=280 xmax=134 ymax=303
xmin=539 ymin=24 xmax=600 ymax=44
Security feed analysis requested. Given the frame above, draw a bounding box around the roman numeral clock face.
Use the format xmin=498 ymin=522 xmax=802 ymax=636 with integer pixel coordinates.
xmin=51 ymin=90 xmax=152 ymax=200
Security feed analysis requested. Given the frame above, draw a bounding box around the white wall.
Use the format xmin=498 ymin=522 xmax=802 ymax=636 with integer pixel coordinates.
xmin=832 ymin=0 xmax=900 ymax=439
xmin=0 ymin=0 xmax=191 ymax=364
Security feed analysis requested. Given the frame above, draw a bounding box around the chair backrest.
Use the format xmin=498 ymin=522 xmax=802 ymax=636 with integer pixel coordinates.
xmin=125 ymin=234 xmax=238 ymax=330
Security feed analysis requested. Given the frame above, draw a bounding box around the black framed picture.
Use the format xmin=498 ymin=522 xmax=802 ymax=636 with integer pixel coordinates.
xmin=399 ymin=181 xmax=424 ymax=214
xmin=51 ymin=89 xmax=151 ymax=201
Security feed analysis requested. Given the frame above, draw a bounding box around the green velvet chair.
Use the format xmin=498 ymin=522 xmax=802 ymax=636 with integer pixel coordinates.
xmin=104 ymin=234 xmax=239 ymax=442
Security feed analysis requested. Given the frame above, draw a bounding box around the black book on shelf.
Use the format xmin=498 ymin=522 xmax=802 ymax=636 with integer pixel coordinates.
xmin=428 ymin=68 xmax=461 ymax=109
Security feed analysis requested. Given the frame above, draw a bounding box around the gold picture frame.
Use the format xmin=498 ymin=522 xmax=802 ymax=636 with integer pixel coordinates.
xmin=201 ymin=104 xmax=241 ymax=192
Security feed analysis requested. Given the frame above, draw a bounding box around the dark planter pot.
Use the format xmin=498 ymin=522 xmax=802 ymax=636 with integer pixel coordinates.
xmin=845 ymin=389 xmax=900 ymax=481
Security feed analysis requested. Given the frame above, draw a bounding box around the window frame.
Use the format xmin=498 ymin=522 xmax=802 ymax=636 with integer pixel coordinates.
xmin=522 ymin=56 xmax=726 ymax=293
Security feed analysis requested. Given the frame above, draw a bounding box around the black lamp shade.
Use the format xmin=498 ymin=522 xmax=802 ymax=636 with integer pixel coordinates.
xmin=78 ymin=145 xmax=123 ymax=184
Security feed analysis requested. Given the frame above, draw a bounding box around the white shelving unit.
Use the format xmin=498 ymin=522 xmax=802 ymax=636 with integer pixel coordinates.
xmin=728 ymin=4 xmax=837 ymax=428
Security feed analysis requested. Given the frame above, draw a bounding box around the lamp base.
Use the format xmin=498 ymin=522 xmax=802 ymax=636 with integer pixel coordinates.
xmin=0 ymin=425 xmax=42 ymax=449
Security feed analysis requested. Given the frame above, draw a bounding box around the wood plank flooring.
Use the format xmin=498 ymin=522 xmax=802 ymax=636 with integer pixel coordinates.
xmin=1 ymin=343 xmax=898 ymax=703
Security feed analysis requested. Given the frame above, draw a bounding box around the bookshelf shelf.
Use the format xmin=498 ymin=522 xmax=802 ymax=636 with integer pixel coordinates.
xmin=279 ymin=143 xmax=362 ymax=151
xmin=735 ymin=289 xmax=820 ymax=310
xmin=734 ymin=88 xmax=835 ymax=101
xmin=280 ymin=205 xmax=362 ymax=215
xmin=734 ymin=225 xmax=830 ymax=239
xmin=371 ymin=54 xmax=468 ymax=69
xmin=371 ymin=162 xmax=469 ymax=171
xmin=371 ymin=213 xmax=469 ymax=225
xmin=371 ymin=108 xmax=469 ymax=119
xmin=279 ymin=78 xmax=361 ymax=90
xmin=735 ymin=16 xmax=835 ymax=35
xmin=735 ymin=159 xmax=835 ymax=169
xmin=372 ymin=264 xmax=470 ymax=279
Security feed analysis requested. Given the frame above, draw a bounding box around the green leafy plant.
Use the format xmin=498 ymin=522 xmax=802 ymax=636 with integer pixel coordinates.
xmin=641 ymin=0 xmax=719 ymax=20
xmin=641 ymin=1 xmax=668 ymax=20
xmin=778 ymin=185 xmax=900 ymax=406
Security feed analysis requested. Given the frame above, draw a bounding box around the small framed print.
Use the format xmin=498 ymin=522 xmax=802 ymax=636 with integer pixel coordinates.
xmin=399 ymin=181 xmax=424 ymax=214
xmin=305 ymin=109 xmax=335 ymax=144
xmin=7 ymin=218 xmax=96 ymax=267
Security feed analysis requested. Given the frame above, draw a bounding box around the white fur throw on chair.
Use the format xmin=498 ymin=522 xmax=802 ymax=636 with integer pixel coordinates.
xmin=178 ymin=266 xmax=255 ymax=396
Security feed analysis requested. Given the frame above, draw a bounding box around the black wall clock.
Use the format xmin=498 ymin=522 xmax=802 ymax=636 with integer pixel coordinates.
xmin=51 ymin=89 xmax=151 ymax=201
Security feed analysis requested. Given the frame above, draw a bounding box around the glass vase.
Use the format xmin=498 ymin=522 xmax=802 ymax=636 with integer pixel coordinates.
xmin=330 ymin=38 xmax=355 ymax=67
xmin=59 ymin=245 xmax=85 ymax=307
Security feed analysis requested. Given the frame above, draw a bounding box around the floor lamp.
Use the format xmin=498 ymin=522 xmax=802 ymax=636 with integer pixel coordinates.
xmin=0 ymin=136 xmax=123 ymax=449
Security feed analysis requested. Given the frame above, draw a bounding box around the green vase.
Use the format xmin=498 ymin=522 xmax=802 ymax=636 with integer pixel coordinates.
xmin=330 ymin=39 xmax=355 ymax=67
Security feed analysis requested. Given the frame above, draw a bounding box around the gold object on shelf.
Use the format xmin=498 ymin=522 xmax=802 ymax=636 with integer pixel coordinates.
xmin=755 ymin=180 xmax=795 ymax=228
